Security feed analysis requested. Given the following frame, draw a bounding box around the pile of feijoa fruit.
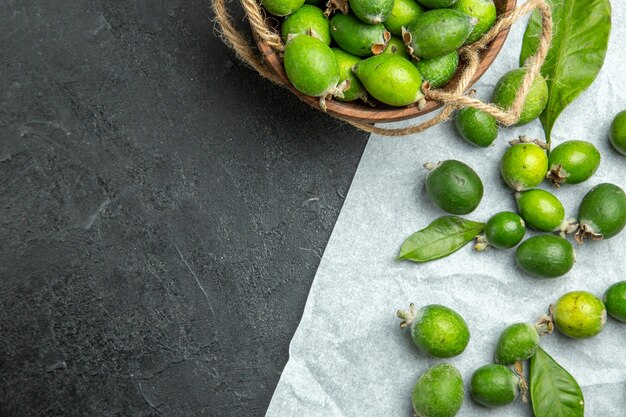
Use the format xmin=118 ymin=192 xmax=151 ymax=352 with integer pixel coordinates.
xmin=261 ymin=0 xmax=498 ymax=109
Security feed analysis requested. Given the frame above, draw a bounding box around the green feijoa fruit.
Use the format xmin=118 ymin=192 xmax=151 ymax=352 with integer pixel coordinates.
xmin=604 ymin=281 xmax=626 ymax=322
xmin=353 ymin=54 xmax=423 ymax=106
xmin=609 ymin=109 xmax=626 ymax=155
xmin=515 ymin=235 xmax=575 ymax=278
xmin=330 ymin=14 xmax=390 ymax=57
xmin=350 ymin=0 xmax=394 ymax=24
xmin=553 ymin=291 xmax=607 ymax=339
xmin=547 ymin=140 xmax=601 ymax=187
xmin=515 ymin=189 xmax=572 ymax=234
xmin=384 ymin=0 xmax=424 ymax=36
xmin=397 ymin=303 xmax=470 ymax=358
xmin=412 ymin=364 xmax=464 ymax=417
xmin=470 ymin=364 xmax=521 ymax=408
xmin=382 ymin=36 xmax=410 ymax=59
xmin=576 ymin=183 xmax=626 ymax=243
xmin=331 ymin=48 xmax=367 ymax=102
xmin=424 ymin=160 xmax=483 ymax=215
xmin=495 ymin=323 xmax=540 ymax=365
xmin=417 ymin=0 xmax=458 ymax=7
xmin=500 ymin=140 xmax=548 ymax=191
xmin=453 ymin=0 xmax=496 ymax=44
xmin=263 ymin=0 xmax=305 ymax=16
xmin=454 ymin=106 xmax=497 ymax=147
xmin=476 ymin=211 xmax=525 ymax=250
xmin=283 ymin=35 xmax=341 ymax=98
xmin=281 ymin=5 xmax=331 ymax=45
xmin=414 ymin=51 xmax=459 ymax=89
xmin=403 ymin=9 xmax=474 ymax=60
xmin=492 ymin=68 xmax=548 ymax=125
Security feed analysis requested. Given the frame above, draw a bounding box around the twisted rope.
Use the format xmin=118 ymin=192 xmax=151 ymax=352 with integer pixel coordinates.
xmin=212 ymin=0 xmax=552 ymax=136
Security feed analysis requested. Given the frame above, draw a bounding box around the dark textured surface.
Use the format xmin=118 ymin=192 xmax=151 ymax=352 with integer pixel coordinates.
xmin=0 ymin=1 xmax=367 ymax=415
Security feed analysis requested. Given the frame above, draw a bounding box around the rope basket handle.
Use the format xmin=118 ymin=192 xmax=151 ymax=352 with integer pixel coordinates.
xmin=212 ymin=0 xmax=552 ymax=137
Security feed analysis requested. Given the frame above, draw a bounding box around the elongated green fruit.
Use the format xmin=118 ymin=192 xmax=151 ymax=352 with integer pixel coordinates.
xmin=353 ymin=55 xmax=423 ymax=106
xmin=412 ymin=363 xmax=464 ymax=417
xmin=385 ymin=0 xmax=424 ymax=36
xmin=330 ymin=14 xmax=390 ymax=57
xmin=349 ymin=0 xmax=394 ymax=24
xmin=331 ymin=48 xmax=367 ymax=102
xmin=403 ymin=9 xmax=474 ymax=59
xmin=281 ymin=5 xmax=331 ymax=45
xmin=576 ymin=183 xmax=626 ymax=243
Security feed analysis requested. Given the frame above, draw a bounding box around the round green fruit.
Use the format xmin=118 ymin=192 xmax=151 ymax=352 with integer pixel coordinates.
xmin=382 ymin=36 xmax=410 ymax=59
xmin=415 ymin=52 xmax=460 ymax=89
xmin=412 ymin=363 xmax=464 ymax=417
xmin=397 ymin=303 xmax=470 ymax=358
xmin=516 ymin=189 xmax=571 ymax=233
xmin=547 ymin=140 xmax=601 ymax=187
xmin=403 ymin=9 xmax=473 ymax=60
xmin=349 ymin=0 xmax=394 ymax=25
xmin=576 ymin=183 xmax=626 ymax=243
xmin=470 ymin=364 xmax=521 ymax=408
xmin=515 ymin=235 xmax=575 ymax=278
xmin=384 ymin=0 xmax=424 ymax=36
xmin=331 ymin=48 xmax=367 ymax=102
xmin=281 ymin=5 xmax=331 ymax=45
xmin=609 ymin=109 xmax=626 ymax=155
xmin=492 ymin=69 xmax=548 ymax=125
xmin=553 ymin=291 xmax=607 ymax=339
xmin=263 ymin=0 xmax=305 ymax=16
xmin=424 ymin=160 xmax=483 ymax=215
xmin=476 ymin=211 xmax=525 ymax=250
xmin=500 ymin=140 xmax=548 ymax=191
xmin=495 ymin=323 xmax=540 ymax=364
xmin=330 ymin=14 xmax=390 ymax=57
xmin=417 ymin=0 xmax=458 ymax=7
xmin=454 ymin=106 xmax=497 ymax=147
xmin=353 ymin=55 xmax=423 ymax=106
xmin=604 ymin=281 xmax=626 ymax=322
xmin=283 ymin=35 xmax=341 ymax=98
xmin=453 ymin=0 xmax=496 ymax=44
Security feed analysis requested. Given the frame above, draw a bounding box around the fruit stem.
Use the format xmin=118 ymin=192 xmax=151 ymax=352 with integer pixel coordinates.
xmin=396 ymin=303 xmax=417 ymax=329
xmin=514 ymin=361 xmax=529 ymax=403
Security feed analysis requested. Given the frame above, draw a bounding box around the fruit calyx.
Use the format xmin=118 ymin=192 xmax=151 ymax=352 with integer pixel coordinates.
xmin=508 ymin=135 xmax=549 ymax=150
xmin=371 ymin=30 xmax=391 ymax=55
xmin=574 ymin=223 xmax=604 ymax=244
xmin=325 ymin=0 xmax=349 ymax=17
xmin=397 ymin=303 xmax=418 ymax=328
xmin=318 ymin=79 xmax=350 ymax=112
xmin=534 ymin=313 xmax=554 ymax=336
xmin=473 ymin=234 xmax=489 ymax=251
xmin=558 ymin=218 xmax=579 ymax=238
xmin=546 ymin=163 xmax=569 ymax=188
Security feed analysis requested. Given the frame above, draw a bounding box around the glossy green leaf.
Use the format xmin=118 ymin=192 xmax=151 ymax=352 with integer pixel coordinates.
xmin=520 ymin=0 xmax=611 ymax=141
xmin=397 ymin=216 xmax=483 ymax=263
xmin=530 ymin=347 xmax=584 ymax=417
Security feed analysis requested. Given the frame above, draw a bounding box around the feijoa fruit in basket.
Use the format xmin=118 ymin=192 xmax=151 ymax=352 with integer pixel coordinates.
xmin=397 ymin=304 xmax=470 ymax=358
xmin=609 ymin=109 xmax=626 ymax=155
xmin=353 ymin=55 xmax=424 ymax=106
xmin=454 ymin=106 xmax=498 ymax=147
xmin=453 ymin=0 xmax=496 ymax=45
xmin=575 ymin=183 xmax=626 ymax=243
xmin=516 ymin=189 xmax=576 ymax=234
xmin=382 ymin=36 xmax=410 ymax=59
xmin=515 ymin=235 xmax=575 ymax=278
xmin=330 ymin=14 xmax=390 ymax=57
xmin=475 ymin=211 xmax=525 ymax=251
xmin=349 ymin=0 xmax=394 ymax=25
xmin=553 ymin=291 xmax=607 ymax=339
xmin=500 ymin=138 xmax=548 ymax=191
xmin=283 ymin=35 xmax=346 ymax=110
xmin=262 ymin=0 xmax=305 ymax=16
xmin=384 ymin=0 xmax=424 ymax=36
xmin=492 ymin=68 xmax=548 ymax=125
xmin=415 ymin=51 xmax=460 ymax=89
xmin=331 ymin=48 xmax=368 ymax=102
xmin=604 ymin=281 xmax=626 ymax=322
xmin=402 ymin=9 xmax=475 ymax=60
xmin=412 ymin=363 xmax=464 ymax=417
xmin=547 ymin=140 xmax=601 ymax=187
xmin=495 ymin=323 xmax=540 ymax=365
xmin=424 ymin=160 xmax=483 ymax=215
xmin=281 ymin=5 xmax=331 ymax=45
xmin=417 ymin=0 xmax=458 ymax=8
xmin=470 ymin=364 xmax=522 ymax=408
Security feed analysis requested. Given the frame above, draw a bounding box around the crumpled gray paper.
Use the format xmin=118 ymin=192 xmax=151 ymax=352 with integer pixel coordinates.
xmin=266 ymin=2 xmax=626 ymax=416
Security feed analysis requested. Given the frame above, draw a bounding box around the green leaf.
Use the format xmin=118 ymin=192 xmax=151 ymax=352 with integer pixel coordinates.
xmin=530 ymin=346 xmax=585 ymax=417
xmin=397 ymin=216 xmax=484 ymax=263
xmin=520 ymin=0 xmax=611 ymax=141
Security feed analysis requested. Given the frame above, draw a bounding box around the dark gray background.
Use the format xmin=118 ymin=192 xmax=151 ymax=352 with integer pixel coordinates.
xmin=0 ymin=1 xmax=367 ymax=415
